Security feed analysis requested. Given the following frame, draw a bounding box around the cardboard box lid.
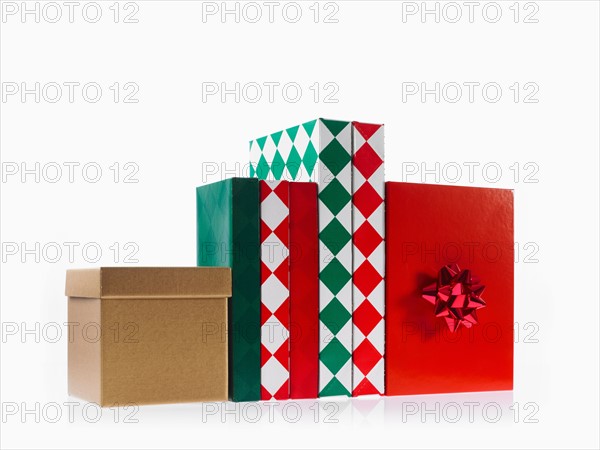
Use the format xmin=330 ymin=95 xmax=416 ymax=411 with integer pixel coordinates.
xmin=65 ymin=267 xmax=231 ymax=299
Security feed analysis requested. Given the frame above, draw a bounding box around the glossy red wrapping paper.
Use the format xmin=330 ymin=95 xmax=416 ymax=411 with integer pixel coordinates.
xmin=385 ymin=182 xmax=514 ymax=395
xmin=289 ymin=182 xmax=320 ymax=399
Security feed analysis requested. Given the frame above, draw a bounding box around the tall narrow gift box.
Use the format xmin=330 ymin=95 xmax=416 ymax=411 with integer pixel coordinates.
xmin=288 ymin=182 xmax=319 ymax=399
xmin=259 ymin=180 xmax=320 ymax=399
xmin=351 ymin=122 xmax=385 ymax=396
xmin=385 ymin=182 xmax=514 ymax=395
xmin=250 ymin=119 xmax=353 ymax=397
xmin=259 ymin=180 xmax=290 ymax=400
xmin=196 ymin=178 xmax=261 ymax=402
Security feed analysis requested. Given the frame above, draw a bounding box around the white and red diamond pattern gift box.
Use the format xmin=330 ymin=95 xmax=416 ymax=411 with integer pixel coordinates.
xmin=351 ymin=122 xmax=385 ymax=396
xmin=260 ymin=180 xmax=290 ymax=400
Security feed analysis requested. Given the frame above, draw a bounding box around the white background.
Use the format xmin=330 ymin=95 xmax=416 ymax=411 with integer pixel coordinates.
xmin=1 ymin=1 xmax=599 ymax=448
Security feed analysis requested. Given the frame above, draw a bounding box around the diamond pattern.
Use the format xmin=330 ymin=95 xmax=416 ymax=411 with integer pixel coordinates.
xmin=320 ymin=337 xmax=351 ymax=375
xmin=320 ymin=376 xmax=351 ymax=397
xmin=320 ymin=178 xmax=352 ymax=216
xmin=353 ymin=143 xmax=383 ymax=180
xmin=353 ymin=221 xmax=383 ymax=259
xmin=319 ymin=218 xmax=352 ymax=255
xmin=353 ymin=339 xmax=382 ymax=376
xmin=353 ymin=377 xmax=378 ymax=397
xmin=261 ymin=357 xmax=289 ymax=400
xmin=320 ymin=298 xmax=352 ymax=335
xmin=271 ymin=150 xmax=285 ymax=180
xmin=353 ymin=300 xmax=383 ymax=337
xmin=286 ymin=125 xmax=299 ymax=141
xmin=319 ymin=257 xmax=352 ymax=296
xmin=354 ymin=261 xmax=383 ymax=297
xmin=320 ymin=139 xmax=351 ymax=176
xmin=303 ymin=141 xmax=318 ymax=178
xmin=352 ymin=122 xmax=385 ymax=397
xmin=256 ymin=154 xmax=270 ymax=179
xmin=260 ymin=180 xmax=290 ymax=400
xmin=353 ymin=183 xmax=383 ymax=220
xmin=287 ymin=145 xmax=302 ymax=179
xmin=250 ymin=119 xmax=353 ymax=397
xmin=261 ymin=275 xmax=288 ymax=313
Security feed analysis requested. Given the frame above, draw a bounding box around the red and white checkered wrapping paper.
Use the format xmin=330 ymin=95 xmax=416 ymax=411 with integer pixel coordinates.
xmin=260 ymin=180 xmax=290 ymax=400
xmin=351 ymin=122 xmax=385 ymax=396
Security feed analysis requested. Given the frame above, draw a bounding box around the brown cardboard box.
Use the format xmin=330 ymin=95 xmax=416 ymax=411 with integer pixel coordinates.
xmin=65 ymin=267 xmax=231 ymax=406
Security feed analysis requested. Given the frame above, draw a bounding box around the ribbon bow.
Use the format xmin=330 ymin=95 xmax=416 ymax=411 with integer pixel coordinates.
xmin=422 ymin=263 xmax=486 ymax=332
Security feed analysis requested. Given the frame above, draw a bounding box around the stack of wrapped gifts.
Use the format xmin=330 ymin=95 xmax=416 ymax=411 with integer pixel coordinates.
xmin=66 ymin=118 xmax=513 ymax=406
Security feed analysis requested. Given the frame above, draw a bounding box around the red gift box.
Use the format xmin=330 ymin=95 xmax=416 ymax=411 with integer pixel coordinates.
xmin=289 ymin=182 xmax=319 ymax=399
xmin=385 ymin=182 xmax=514 ymax=395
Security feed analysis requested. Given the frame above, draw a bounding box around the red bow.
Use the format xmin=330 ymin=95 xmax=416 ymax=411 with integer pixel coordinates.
xmin=422 ymin=263 xmax=486 ymax=332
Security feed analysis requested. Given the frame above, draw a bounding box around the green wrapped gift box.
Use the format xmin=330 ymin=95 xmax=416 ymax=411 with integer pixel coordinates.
xmin=196 ymin=178 xmax=261 ymax=402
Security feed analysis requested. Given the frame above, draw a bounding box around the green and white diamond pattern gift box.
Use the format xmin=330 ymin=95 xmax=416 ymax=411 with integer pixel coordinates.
xmin=249 ymin=119 xmax=353 ymax=397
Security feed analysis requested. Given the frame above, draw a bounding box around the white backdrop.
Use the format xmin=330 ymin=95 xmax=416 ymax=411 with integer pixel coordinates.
xmin=1 ymin=1 xmax=599 ymax=448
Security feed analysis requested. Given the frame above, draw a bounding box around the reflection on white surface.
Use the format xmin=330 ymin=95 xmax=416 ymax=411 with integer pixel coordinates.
xmin=93 ymin=390 xmax=518 ymax=428
xmin=383 ymin=390 xmax=516 ymax=425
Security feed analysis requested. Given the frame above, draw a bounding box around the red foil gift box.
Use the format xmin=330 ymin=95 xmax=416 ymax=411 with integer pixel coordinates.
xmin=385 ymin=182 xmax=514 ymax=395
xmin=289 ymin=182 xmax=319 ymax=399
